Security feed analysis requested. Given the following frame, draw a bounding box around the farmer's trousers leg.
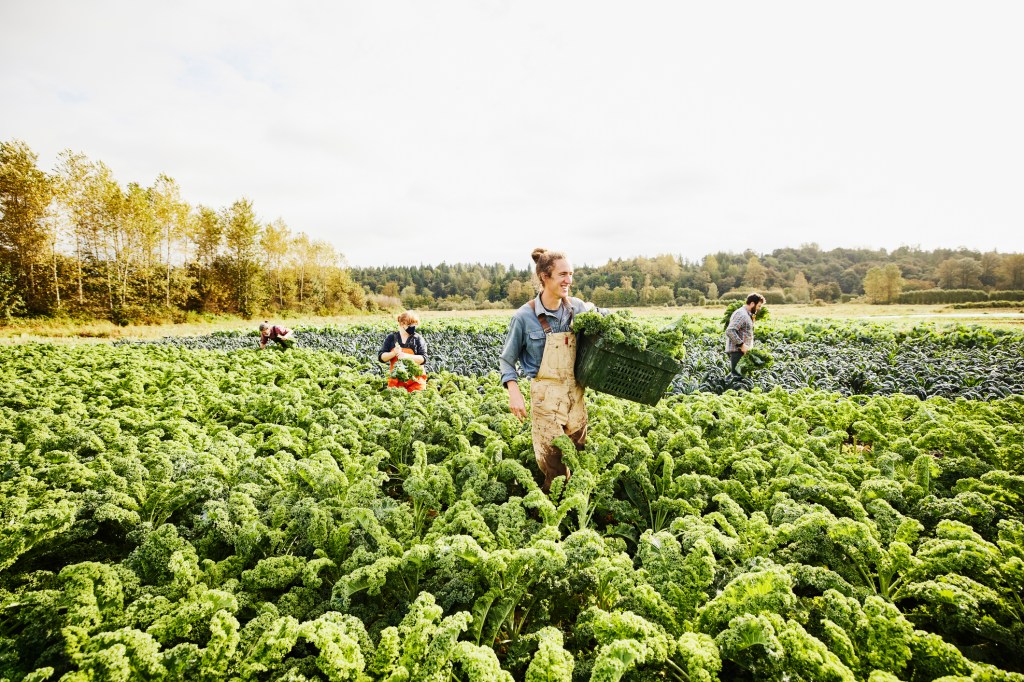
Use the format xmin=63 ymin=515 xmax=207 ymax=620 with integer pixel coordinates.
xmin=728 ymin=351 xmax=744 ymax=376
xmin=531 ymin=380 xmax=587 ymax=492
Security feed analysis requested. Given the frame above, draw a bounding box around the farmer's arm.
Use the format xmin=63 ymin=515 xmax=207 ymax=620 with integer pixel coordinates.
xmin=500 ymin=316 xmax=528 ymax=420
xmin=378 ymin=333 xmax=400 ymax=362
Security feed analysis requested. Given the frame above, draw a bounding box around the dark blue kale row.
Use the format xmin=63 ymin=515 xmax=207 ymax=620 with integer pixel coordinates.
xmin=123 ymin=319 xmax=1024 ymax=400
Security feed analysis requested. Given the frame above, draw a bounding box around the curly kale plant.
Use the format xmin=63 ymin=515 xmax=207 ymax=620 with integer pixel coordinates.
xmin=735 ymin=348 xmax=774 ymax=376
xmin=5 ymin=337 xmax=1024 ymax=680
xmin=390 ymin=357 xmax=425 ymax=382
xmin=573 ymin=311 xmax=687 ymax=361
xmin=721 ymin=300 xmax=770 ymax=329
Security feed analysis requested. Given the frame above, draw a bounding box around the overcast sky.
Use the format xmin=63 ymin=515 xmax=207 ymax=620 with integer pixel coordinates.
xmin=2 ymin=1 xmax=1022 ymax=267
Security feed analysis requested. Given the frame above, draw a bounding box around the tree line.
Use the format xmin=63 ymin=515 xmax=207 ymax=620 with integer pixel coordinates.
xmin=0 ymin=139 xmax=366 ymax=323
xmin=4 ymin=137 xmax=1024 ymax=321
xmin=350 ymin=246 xmax=1024 ymax=310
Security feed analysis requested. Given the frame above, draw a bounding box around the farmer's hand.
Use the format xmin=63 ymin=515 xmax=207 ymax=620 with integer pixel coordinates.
xmin=740 ymin=344 xmax=749 ymax=354
xmin=507 ymin=382 xmax=527 ymax=421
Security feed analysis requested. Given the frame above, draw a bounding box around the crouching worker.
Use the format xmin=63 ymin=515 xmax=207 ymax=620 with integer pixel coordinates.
xmin=499 ymin=248 xmax=606 ymax=493
xmin=259 ymin=321 xmax=295 ymax=349
xmin=379 ymin=310 xmax=427 ymax=392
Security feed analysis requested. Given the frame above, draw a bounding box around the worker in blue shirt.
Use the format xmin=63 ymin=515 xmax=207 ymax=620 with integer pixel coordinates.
xmin=499 ymin=247 xmax=605 ymax=492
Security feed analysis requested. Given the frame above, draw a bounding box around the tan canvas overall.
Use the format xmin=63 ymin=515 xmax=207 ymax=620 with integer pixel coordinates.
xmin=528 ymin=299 xmax=587 ymax=492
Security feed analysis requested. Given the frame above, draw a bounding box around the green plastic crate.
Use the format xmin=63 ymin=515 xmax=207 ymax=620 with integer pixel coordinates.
xmin=574 ymin=334 xmax=682 ymax=405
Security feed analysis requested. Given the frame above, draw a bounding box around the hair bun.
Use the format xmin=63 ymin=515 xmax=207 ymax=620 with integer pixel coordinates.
xmin=531 ymin=247 xmax=547 ymax=264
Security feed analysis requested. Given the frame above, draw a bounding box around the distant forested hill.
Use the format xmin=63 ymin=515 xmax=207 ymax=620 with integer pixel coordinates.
xmin=348 ymin=246 xmax=1024 ymax=309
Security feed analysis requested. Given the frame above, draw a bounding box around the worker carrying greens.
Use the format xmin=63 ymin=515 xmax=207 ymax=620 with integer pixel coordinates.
xmin=724 ymin=292 xmax=765 ymax=375
xmin=378 ymin=310 xmax=428 ymax=392
xmin=499 ymin=248 xmax=606 ymax=493
xmin=259 ymin=322 xmax=295 ymax=350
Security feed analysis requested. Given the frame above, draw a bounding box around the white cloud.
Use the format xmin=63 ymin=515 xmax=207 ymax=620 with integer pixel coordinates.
xmin=2 ymin=0 xmax=1022 ymax=266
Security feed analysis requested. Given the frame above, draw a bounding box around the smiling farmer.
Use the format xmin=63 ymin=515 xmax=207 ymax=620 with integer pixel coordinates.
xmin=499 ymin=247 xmax=607 ymax=493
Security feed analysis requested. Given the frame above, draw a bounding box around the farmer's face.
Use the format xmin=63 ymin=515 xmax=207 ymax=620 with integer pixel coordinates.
xmin=544 ymin=259 xmax=573 ymax=298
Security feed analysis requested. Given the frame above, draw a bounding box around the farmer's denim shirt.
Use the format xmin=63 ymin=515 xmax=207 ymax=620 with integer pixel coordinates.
xmin=499 ymin=294 xmax=604 ymax=386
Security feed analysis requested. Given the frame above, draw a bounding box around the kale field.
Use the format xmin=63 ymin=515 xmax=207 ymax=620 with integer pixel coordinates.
xmin=135 ymin=318 xmax=1024 ymax=400
xmin=3 ymin=317 xmax=1024 ymax=681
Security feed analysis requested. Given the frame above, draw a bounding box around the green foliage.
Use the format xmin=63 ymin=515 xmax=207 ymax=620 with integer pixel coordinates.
xmin=722 ymin=299 xmax=770 ymax=329
xmin=735 ymin=348 xmax=775 ymax=376
xmin=524 ymin=627 xmax=574 ymax=681
xmin=389 ymin=356 xmax=426 ymax=382
xmin=139 ymin=316 xmax=1024 ymax=400
xmin=2 ymin=341 xmax=1024 ymax=680
xmin=898 ymin=289 xmax=991 ymax=304
xmin=573 ymin=310 xmax=687 ymax=361
xmin=0 ymin=264 xmax=25 ymax=321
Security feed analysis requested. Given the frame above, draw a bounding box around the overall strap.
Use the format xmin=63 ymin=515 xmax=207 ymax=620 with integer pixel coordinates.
xmin=527 ymin=299 xmax=553 ymax=333
xmin=529 ymin=298 xmax=574 ymax=334
xmin=562 ymin=296 xmax=574 ymax=329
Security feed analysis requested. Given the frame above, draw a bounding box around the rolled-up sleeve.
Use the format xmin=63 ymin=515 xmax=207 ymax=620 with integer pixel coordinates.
xmin=414 ymin=335 xmax=427 ymax=361
xmin=499 ymin=316 xmax=525 ymax=386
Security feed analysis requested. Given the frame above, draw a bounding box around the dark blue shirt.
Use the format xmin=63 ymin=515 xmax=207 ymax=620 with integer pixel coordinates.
xmin=378 ymin=331 xmax=427 ymax=364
